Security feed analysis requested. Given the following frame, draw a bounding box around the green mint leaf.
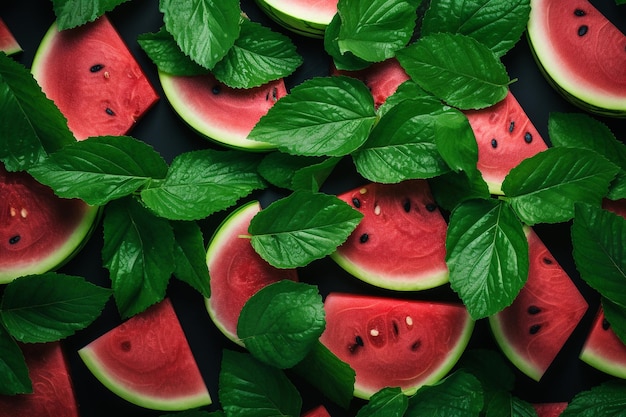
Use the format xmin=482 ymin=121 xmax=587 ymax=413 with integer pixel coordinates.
xmin=28 ymin=135 xmax=168 ymax=206
xmin=503 ymin=147 xmax=620 ymax=225
xmin=435 ymin=111 xmax=480 ymax=175
xmin=292 ymin=341 xmax=356 ymax=410
xmin=140 ymin=149 xmax=266 ymax=221
xmin=102 ymin=197 xmax=175 ymax=319
xmin=159 ymin=0 xmax=240 ymax=70
xmin=601 ymin=298 xmax=626 ymax=345
xmin=0 ymin=273 xmax=111 ymax=343
xmin=337 ymin=0 xmax=417 ymax=62
xmin=351 ymin=97 xmax=453 ymax=183
xmin=324 ymin=13 xmax=370 ymax=71
xmin=459 ymin=349 xmax=515 ymax=394
xmin=396 ymin=33 xmax=509 ymax=109
xmin=430 ymin=170 xmax=490 ymax=212
xmin=421 ymin=0 xmax=530 ymax=57
xmin=571 ymin=202 xmax=626 ymax=308
xmin=406 ymin=370 xmax=484 ymax=416
xmin=219 ymin=349 xmax=302 ymax=417
xmin=561 ymin=381 xmax=626 ymax=417
xmin=51 ymin=0 xmax=130 ymax=30
xmin=356 ymin=387 xmax=408 ymax=417
xmin=137 ymin=27 xmax=207 ymax=76
xmin=248 ymin=191 xmax=363 ymax=268
xmin=238 ymin=280 xmax=325 ymax=369
xmin=446 ymin=198 xmax=528 ymax=319
xmin=0 ymin=53 xmax=74 ymax=171
xmin=0 ymin=324 xmax=30 ymax=395
xmin=249 ymin=76 xmax=376 ymax=157
xmin=548 ymin=112 xmax=626 ymax=200
xmin=258 ymin=152 xmax=340 ymax=192
xmin=172 ymin=220 xmax=211 ymax=298
xmin=212 ymin=19 xmax=303 ymax=89
xmin=291 ymin=157 xmax=340 ymax=192
xmin=485 ymin=392 xmax=537 ymax=417
xmin=377 ymin=79 xmax=434 ymax=117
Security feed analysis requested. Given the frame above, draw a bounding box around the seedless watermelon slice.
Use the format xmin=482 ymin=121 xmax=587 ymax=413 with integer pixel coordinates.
xmin=527 ymin=0 xmax=626 ymax=116
xmin=159 ymin=71 xmax=286 ymax=151
xmin=0 ymin=18 xmax=21 ymax=55
xmin=78 ymin=298 xmax=212 ymax=411
xmin=31 ymin=16 xmax=158 ymax=140
xmin=205 ymin=200 xmax=298 ymax=345
xmin=320 ymin=293 xmax=474 ymax=399
xmin=489 ymin=228 xmax=588 ymax=381
xmin=0 ymin=164 xmax=99 ymax=284
xmin=0 ymin=342 xmax=79 ymax=417
xmin=255 ymin=0 xmax=337 ymax=38
xmin=331 ymin=180 xmax=449 ymax=291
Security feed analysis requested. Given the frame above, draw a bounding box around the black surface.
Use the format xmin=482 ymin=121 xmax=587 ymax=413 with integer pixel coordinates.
xmin=1 ymin=1 xmax=625 ymax=416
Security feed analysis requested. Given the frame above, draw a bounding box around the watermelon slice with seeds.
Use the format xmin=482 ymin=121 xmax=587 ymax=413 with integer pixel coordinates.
xmin=78 ymin=298 xmax=212 ymax=411
xmin=319 ymin=293 xmax=474 ymax=399
xmin=254 ymin=0 xmax=337 ymax=38
xmin=0 ymin=342 xmax=79 ymax=417
xmin=205 ymin=200 xmax=299 ymax=345
xmin=489 ymin=228 xmax=588 ymax=381
xmin=464 ymin=90 xmax=548 ymax=195
xmin=331 ymin=180 xmax=449 ymax=291
xmin=0 ymin=18 xmax=21 ymax=55
xmin=31 ymin=15 xmax=158 ymax=140
xmin=527 ymin=0 xmax=626 ymax=116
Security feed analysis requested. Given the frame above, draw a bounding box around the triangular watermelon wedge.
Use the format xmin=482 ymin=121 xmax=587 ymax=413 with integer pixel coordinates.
xmin=78 ymin=298 xmax=211 ymax=411
xmin=0 ymin=18 xmax=21 ymax=56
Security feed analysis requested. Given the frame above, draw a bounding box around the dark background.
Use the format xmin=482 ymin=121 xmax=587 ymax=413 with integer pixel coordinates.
xmin=1 ymin=0 xmax=625 ymax=416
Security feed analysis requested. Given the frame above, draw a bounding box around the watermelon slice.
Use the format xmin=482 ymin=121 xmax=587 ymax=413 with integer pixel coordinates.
xmin=464 ymin=90 xmax=548 ymax=195
xmin=78 ymin=298 xmax=212 ymax=411
xmin=532 ymin=402 xmax=568 ymax=417
xmin=159 ymin=71 xmax=287 ymax=150
xmin=0 ymin=163 xmax=99 ymax=284
xmin=579 ymin=306 xmax=626 ymax=379
xmin=205 ymin=200 xmax=299 ymax=345
xmin=331 ymin=58 xmax=410 ymax=108
xmin=319 ymin=293 xmax=474 ymax=399
xmin=331 ymin=180 xmax=449 ymax=291
xmin=0 ymin=18 xmax=21 ymax=55
xmin=489 ymin=228 xmax=588 ymax=381
xmin=31 ymin=16 xmax=158 ymax=140
xmin=254 ymin=0 xmax=337 ymax=38
xmin=0 ymin=342 xmax=79 ymax=417
xmin=527 ymin=0 xmax=626 ymax=116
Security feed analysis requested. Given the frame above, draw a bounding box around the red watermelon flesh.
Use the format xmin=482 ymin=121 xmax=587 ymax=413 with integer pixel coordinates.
xmin=205 ymin=201 xmax=299 ymax=345
xmin=331 ymin=180 xmax=449 ymax=291
xmin=0 ymin=18 xmax=21 ymax=55
xmin=0 ymin=163 xmax=99 ymax=284
xmin=319 ymin=293 xmax=474 ymax=399
xmin=602 ymin=198 xmax=626 ymax=218
xmin=302 ymin=404 xmax=332 ymax=417
xmin=527 ymin=0 xmax=626 ymax=115
xmin=332 ymin=58 xmax=410 ymax=108
xmin=464 ymin=90 xmax=548 ymax=195
xmin=159 ymin=70 xmax=287 ymax=150
xmin=580 ymin=306 xmax=626 ymax=379
xmin=0 ymin=342 xmax=79 ymax=417
xmin=532 ymin=402 xmax=568 ymax=417
xmin=31 ymin=16 xmax=158 ymax=140
xmin=78 ymin=298 xmax=211 ymax=411
xmin=489 ymin=228 xmax=588 ymax=381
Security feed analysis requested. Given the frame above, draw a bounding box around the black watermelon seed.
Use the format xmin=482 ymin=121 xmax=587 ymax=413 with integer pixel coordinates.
xmin=528 ymin=305 xmax=541 ymax=315
xmin=392 ymin=321 xmax=399 ymax=336
xmin=578 ymin=25 xmax=588 ymax=36
xmin=352 ymin=198 xmax=361 ymax=208
xmin=9 ymin=235 xmax=20 ymax=245
xmin=524 ymin=132 xmax=533 ymax=143
xmin=212 ymin=85 xmax=221 ymax=95
xmin=426 ymin=203 xmax=437 ymax=212
xmin=602 ymin=318 xmax=611 ymax=331
xmin=359 ymin=233 xmax=369 ymax=243
xmin=120 ymin=340 xmax=132 ymax=352
xmin=509 ymin=121 xmax=515 ymax=133
xmin=105 ymin=107 xmax=115 ymax=116
xmin=355 ymin=335 xmax=364 ymax=346
xmin=403 ymin=198 xmax=411 ymax=213
xmin=574 ymin=9 xmax=586 ymax=17
xmin=491 ymin=138 xmax=498 ymax=148
xmin=529 ymin=324 xmax=541 ymax=335
xmin=90 ymin=64 xmax=104 ymax=72
xmin=543 ymin=257 xmax=553 ymax=265
xmin=411 ymin=340 xmax=421 ymax=351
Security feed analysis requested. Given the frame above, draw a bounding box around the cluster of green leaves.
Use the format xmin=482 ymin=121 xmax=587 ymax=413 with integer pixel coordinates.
xmin=0 ymin=273 xmax=111 ymax=395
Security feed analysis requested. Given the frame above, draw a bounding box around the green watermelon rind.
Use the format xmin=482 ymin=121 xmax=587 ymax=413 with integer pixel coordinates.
xmin=353 ymin=305 xmax=475 ymax=399
xmin=205 ymin=200 xmax=261 ymax=346
xmin=254 ymin=0 xmax=331 ymax=39
xmin=580 ymin=345 xmax=626 ymax=380
xmin=330 ymin=250 xmax=449 ymax=291
xmin=0 ymin=204 xmax=100 ymax=285
xmin=526 ymin=1 xmax=626 ymax=117
xmin=158 ymin=70 xmax=276 ymax=152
